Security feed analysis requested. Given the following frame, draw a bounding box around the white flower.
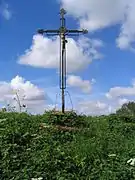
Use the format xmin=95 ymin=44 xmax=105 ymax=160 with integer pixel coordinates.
xmin=127 ymin=158 xmax=135 ymax=166
xmin=0 ymin=118 xmax=7 ymax=123
xmin=108 ymin=154 xmax=116 ymax=157
xmin=31 ymin=177 xmax=43 ymax=180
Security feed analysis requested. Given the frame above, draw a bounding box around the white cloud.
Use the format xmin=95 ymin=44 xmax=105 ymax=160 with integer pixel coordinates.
xmin=61 ymin=0 xmax=126 ymax=30
xmin=105 ymin=78 xmax=135 ymax=113
xmin=75 ymin=96 xmax=131 ymax=115
xmin=0 ymin=75 xmax=132 ymax=115
xmin=66 ymin=76 xmax=135 ymax=115
xmin=106 ymin=80 xmax=135 ymax=99
xmin=72 ymin=77 xmax=135 ymax=115
xmin=77 ymin=100 xmax=112 ymax=115
xmin=0 ymin=2 xmax=12 ymax=20
xmin=60 ymin=0 xmax=135 ymax=50
xmin=116 ymin=0 xmax=135 ymax=50
xmin=118 ymin=98 xmax=129 ymax=106
xmin=67 ymin=75 xmax=95 ymax=93
xmin=0 ymin=76 xmax=48 ymax=113
xmin=10 ymin=76 xmax=45 ymax=102
xmin=18 ymin=35 xmax=103 ymax=73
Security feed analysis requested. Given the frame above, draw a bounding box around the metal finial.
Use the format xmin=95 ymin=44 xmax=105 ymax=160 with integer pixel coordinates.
xmin=60 ymin=8 xmax=66 ymax=17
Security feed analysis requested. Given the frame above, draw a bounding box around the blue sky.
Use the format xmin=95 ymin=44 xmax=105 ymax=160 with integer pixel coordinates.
xmin=0 ymin=0 xmax=135 ymax=114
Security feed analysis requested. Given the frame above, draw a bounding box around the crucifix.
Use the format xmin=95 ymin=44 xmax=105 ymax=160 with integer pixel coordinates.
xmin=37 ymin=8 xmax=88 ymax=113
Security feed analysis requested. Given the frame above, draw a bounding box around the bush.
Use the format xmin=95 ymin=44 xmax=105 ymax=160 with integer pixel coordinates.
xmin=1 ymin=112 xmax=135 ymax=179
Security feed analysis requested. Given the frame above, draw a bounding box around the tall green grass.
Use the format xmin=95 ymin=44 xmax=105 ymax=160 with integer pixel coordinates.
xmin=0 ymin=112 xmax=135 ymax=179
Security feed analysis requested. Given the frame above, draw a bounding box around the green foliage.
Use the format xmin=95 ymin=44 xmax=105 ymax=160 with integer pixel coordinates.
xmin=43 ymin=110 xmax=87 ymax=127
xmin=1 ymin=111 xmax=135 ymax=179
xmin=116 ymin=101 xmax=135 ymax=116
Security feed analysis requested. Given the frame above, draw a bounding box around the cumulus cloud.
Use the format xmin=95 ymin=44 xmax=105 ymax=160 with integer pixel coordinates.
xmin=0 ymin=2 xmax=12 ymax=20
xmin=116 ymin=0 xmax=135 ymax=50
xmin=77 ymin=100 xmax=112 ymax=115
xmin=18 ymin=35 xmax=103 ymax=73
xmin=75 ymin=97 xmax=131 ymax=116
xmin=60 ymin=0 xmax=126 ymax=30
xmin=83 ymin=78 xmax=135 ymax=115
xmin=73 ymin=77 xmax=135 ymax=115
xmin=118 ymin=98 xmax=129 ymax=106
xmin=67 ymin=75 xmax=95 ymax=93
xmin=10 ymin=76 xmax=45 ymax=102
xmin=0 ymin=76 xmax=48 ymax=113
xmin=60 ymin=0 xmax=135 ymax=50
xmin=0 ymin=75 xmax=131 ymax=115
xmin=106 ymin=80 xmax=135 ymax=99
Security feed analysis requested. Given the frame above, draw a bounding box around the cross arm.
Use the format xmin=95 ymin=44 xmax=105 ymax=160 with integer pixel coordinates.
xmin=66 ymin=29 xmax=88 ymax=35
xmin=37 ymin=29 xmax=60 ymax=35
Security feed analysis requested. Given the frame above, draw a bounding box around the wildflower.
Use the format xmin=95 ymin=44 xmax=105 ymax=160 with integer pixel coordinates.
xmin=127 ymin=158 xmax=135 ymax=166
xmin=31 ymin=177 xmax=43 ymax=180
xmin=108 ymin=154 xmax=116 ymax=157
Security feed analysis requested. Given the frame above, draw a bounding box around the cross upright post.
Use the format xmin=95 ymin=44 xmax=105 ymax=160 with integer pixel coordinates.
xmin=37 ymin=8 xmax=88 ymax=113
